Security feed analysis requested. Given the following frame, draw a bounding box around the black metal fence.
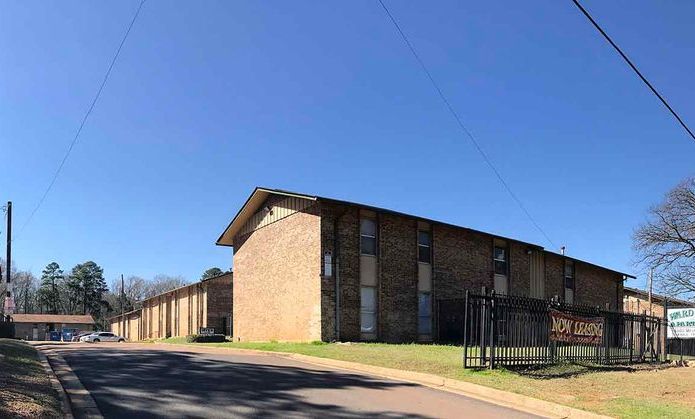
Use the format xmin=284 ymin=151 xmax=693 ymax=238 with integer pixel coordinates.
xmin=453 ymin=290 xmax=664 ymax=368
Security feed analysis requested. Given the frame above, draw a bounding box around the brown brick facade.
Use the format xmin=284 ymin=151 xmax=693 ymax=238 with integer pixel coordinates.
xmin=222 ymin=189 xmax=629 ymax=343
xmin=232 ymin=204 xmax=322 ymax=342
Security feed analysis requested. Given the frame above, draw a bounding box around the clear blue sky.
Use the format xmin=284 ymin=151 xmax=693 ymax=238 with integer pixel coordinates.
xmin=1 ymin=1 xmax=693 ymax=289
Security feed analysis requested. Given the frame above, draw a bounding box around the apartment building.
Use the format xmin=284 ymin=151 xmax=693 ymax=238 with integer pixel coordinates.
xmin=217 ymin=187 xmax=632 ymax=343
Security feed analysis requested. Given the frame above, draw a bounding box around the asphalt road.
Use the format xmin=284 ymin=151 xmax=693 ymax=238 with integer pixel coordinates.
xmin=48 ymin=343 xmax=540 ymax=419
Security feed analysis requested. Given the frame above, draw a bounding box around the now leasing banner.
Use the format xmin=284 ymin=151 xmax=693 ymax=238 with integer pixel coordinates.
xmin=549 ymin=310 xmax=604 ymax=345
xmin=667 ymin=308 xmax=695 ymax=339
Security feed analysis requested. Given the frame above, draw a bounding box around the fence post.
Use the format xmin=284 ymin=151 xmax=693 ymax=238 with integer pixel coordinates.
xmin=663 ymin=298 xmax=669 ymax=362
xmin=463 ymin=290 xmax=469 ymax=368
xmin=489 ymin=292 xmax=496 ymax=370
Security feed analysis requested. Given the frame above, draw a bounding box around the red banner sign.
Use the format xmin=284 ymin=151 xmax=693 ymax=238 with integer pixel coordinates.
xmin=550 ymin=310 xmax=604 ymax=345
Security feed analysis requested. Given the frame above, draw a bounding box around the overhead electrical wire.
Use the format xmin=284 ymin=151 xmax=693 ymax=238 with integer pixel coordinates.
xmin=571 ymin=0 xmax=695 ymax=144
xmin=15 ymin=0 xmax=147 ymax=240
xmin=376 ymin=0 xmax=558 ymax=249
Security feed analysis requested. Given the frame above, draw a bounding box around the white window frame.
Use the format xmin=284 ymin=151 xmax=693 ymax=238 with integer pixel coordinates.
xmin=360 ymin=219 xmax=377 ymax=256
xmin=417 ymin=230 xmax=431 ymax=264
xmin=564 ymin=260 xmax=575 ymax=304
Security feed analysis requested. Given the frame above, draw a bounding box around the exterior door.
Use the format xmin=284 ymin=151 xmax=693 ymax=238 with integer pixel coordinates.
xmin=32 ymin=325 xmax=38 ymax=341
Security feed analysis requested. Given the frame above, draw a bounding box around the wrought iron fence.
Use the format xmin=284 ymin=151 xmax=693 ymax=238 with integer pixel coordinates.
xmin=459 ymin=290 xmax=664 ymax=368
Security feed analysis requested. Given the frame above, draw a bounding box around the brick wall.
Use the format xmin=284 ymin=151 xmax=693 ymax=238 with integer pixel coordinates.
xmin=320 ymin=203 xmax=361 ymax=341
xmin=576 ymin=262 xmax=622 ymax=311
xmin=509 ymin=242 xmax=531 ymax=296
xmin=233 ymin=202 xmax=322 ymax=341
xmin=378 ymin=213 xmax=418 ymax=342
xmin=544 ymin=252 xmax=565 ymax=300
xmin=544 ymin=252 xmax=623 ymax=310
xmin=204 ymin=273 xmax=233 ymax=335
xmin=433 ymin=225 xmax=494 ymax=299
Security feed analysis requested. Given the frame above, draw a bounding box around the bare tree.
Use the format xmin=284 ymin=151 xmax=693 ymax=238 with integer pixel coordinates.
xmin=145 ymin=275 xmax=188 ymax=299
xmin=12 ymin=271 xmax=39 ymax=314
xmin=634 ymin=177 xmax=695 ymax=299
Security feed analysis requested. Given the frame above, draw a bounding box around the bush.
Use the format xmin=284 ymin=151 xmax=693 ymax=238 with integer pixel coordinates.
xmin=185 ymin=334 xmax=227 ymax=343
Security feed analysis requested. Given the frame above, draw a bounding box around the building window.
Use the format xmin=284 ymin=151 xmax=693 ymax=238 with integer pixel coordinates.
xmin=418 ymin=292 xmax=432 ymax=334
xmin=360 ymin=287 xmax=377 ymax=333
xmin=493 ymin=246 xmax=507 ymax=275
xmin=564 ymin=260 xmax=575 ymax=304
xmin=360 ymin=219 xmax=377 ymax=256
xmin=417 ymin=230 xmax=431 ymax=264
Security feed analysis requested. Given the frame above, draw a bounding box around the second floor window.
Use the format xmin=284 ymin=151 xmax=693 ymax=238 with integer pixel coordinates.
xmin=417 ymin=231 xmax=431 ymax=263
xmin=360 ymin=219 xmax=376 ymax=256
xmin=564 ymin=260 xmax=575 ymax=292
xmin=493 ymin=246 xmax=507 ymax=275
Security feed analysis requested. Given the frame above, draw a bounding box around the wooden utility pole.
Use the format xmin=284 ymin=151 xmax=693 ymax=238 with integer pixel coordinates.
xmin=648 ymin=268 xmax=654 ymax=316
xmin=4 ymin=202 xmax=13 ymax=322
xmin=121 ymin=274 xmax=125 ymax=337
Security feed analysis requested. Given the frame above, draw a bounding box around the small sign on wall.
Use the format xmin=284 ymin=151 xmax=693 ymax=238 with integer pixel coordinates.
xmin=199 ymin=327 xmax=215 ymax=336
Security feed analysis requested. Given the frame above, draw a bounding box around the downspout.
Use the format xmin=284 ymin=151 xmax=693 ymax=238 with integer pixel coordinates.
xmin=333 ymin=210 xmax=348 ymax=342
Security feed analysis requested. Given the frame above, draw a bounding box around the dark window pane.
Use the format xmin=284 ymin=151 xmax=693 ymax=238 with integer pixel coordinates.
xmin=417 ymin=231 xmax=431 ymax=247
xmin=564 ymin=261 xmax=574 ymax=277
xmin=418 ymin=245 xmax=431 ymax=263
xmin=418 ymin=316 xmax=432 ymax=334
xmin=565 ymin=276 xmax=575 ymax=290
xmin=360 ymin=219 xmax=376 ymax=237
xmin=418 ymin=293 xmax=432 ymax=317
xmin=361 ymin=236 xmax=376 ymax=255
xmin=494 ymin=260 xmax=507 ymax=275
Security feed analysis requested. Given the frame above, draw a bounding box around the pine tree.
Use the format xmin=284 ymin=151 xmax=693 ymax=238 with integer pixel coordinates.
xmin=38 ymin=262 xmax=63 ymax=314
xmin=69 ymin=261 xmax=107 ymax=317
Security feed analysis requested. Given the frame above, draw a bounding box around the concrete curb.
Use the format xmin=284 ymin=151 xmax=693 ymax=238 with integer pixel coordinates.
xmin=38 ymin=348 xmax=104 ymax=419
xmin=157 ymin=342 xmax=610 ymax=419
xmin=36 ymin=349 xmax=74 ymax=419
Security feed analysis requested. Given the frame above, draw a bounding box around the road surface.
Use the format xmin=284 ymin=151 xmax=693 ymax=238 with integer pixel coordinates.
xmin=43 ymin=343 xmax=539 ymax=419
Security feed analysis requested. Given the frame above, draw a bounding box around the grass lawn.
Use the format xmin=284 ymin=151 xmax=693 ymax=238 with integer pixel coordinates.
xmin=162 ymin=338 xmax=695 ymax=418
xmin=0 ymin=339 xmax=62 ymax=418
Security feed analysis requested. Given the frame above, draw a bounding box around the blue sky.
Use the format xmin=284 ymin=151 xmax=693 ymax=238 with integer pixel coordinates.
xmin=1 ymin=1 xmax=693 ymax=289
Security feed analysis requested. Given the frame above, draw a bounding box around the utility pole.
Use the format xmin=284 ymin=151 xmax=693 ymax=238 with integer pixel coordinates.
xmin=120 ymin=274 xmax=125 ymax=337
xmin=4 ymin=201 xmax=14 ymax=322
xmin=648 ymin=268 xmax=654 ymax=316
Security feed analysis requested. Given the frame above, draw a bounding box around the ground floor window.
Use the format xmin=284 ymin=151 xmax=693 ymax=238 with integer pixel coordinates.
xmin=418 ymin=292 xmax=432 ymax=334
xmin=360 ymin=286 xmax=377 ymax=334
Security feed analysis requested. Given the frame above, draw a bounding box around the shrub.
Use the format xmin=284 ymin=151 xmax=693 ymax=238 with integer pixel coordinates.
xmin=185 ymin=334 xmax=226 ymax=343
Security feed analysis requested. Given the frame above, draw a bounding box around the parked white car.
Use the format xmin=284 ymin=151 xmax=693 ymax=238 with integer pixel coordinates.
xmin=80 ymin=332 xmax=125 ymax=343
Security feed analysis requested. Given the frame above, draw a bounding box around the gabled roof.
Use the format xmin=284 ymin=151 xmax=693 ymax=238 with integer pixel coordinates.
xmin=11 ymin=314 xmax=96 ymax=324
xmin=216 ymin=187 xmax=635 ymax=279
xmin=216 ymin=187 xmax=317 ymax=246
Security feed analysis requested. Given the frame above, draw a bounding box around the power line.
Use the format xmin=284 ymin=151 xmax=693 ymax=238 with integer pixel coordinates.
xmin=376 ymin=0 xmax=557 ymax=249
xmin=571 ymin=0 xmax=695 ymax=144
xmin=16 ymin=0 xmax=147 ymax=240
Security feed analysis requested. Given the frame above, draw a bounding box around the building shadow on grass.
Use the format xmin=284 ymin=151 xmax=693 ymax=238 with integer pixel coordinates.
xmin=61 ymin=349 xmax=429 ymax=418
xmin=508 ymin=362 xmax=643 ymax=380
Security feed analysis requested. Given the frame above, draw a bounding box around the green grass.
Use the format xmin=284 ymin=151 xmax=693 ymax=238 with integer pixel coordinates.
xmin=0 ymin=339 xmax=62 ymax=418
xmin=160 ymin=337 xmax=695 ymax=418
